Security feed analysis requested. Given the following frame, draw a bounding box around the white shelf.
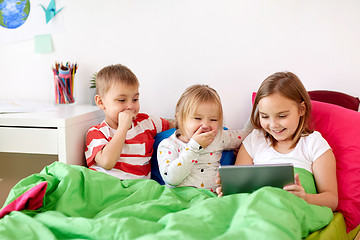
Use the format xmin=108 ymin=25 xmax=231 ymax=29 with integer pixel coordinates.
xmin=0 ymin=104 xmax=104 ymax=165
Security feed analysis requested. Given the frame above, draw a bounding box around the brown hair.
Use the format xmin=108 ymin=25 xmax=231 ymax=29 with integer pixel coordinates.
xmin=95 ymin=64 xmax=139 ymax=96
xmin=251 ymin=72 xmax=313 ymax=148
xmin=175 ymin=84 xmax=223 ymax=136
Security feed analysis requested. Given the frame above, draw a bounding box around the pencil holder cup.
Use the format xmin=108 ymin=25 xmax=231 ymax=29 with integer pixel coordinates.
xmin=52 ymin=62 xmax=77 ymax=104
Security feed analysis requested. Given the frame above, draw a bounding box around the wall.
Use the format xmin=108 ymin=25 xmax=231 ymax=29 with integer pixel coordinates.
xmin=1 ymin=0 xmax=359 ymax=129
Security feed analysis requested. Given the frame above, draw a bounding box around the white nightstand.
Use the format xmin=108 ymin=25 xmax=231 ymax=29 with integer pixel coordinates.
xmin=0 ymin=104 xmax=104 ymax=165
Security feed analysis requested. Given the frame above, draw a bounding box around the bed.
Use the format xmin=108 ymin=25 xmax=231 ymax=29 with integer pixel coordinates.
xmin=0 ymin=90 xmax=360 ymax=239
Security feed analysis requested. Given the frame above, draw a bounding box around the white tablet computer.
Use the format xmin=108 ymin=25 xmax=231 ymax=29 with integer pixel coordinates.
xmin=219 ymin=164 xmax=294 ymax=195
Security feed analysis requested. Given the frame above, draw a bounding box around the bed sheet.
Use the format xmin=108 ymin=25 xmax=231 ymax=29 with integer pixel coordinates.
xmin=0 ymin=162 xmax=333 ymax=240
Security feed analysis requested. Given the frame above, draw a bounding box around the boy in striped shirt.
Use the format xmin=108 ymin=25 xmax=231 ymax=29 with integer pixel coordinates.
xmin=85 ymin=64 xmax=174 ymax=179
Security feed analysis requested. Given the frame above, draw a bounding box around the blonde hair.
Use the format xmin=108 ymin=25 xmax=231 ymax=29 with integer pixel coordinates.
xmin=175 ymin=84 xmax=223 ymax=136
xmin=95 ymin=64 xmax=139 ymax=96
xmin=251 ymin=72 xmax=313 ymax=148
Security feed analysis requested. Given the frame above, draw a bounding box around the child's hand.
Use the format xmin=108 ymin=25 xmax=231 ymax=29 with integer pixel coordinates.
xmin=283 ymin=173 xmax=306 ymax=200
xmin=118 ymin=110 xmax=135 ymax=131
xmin=215 ymin=173 xmax=223 ymax=197
xmin=192 ymin=127 xmax=217 ymax=149
xmin=216 ymin=187 xmax=223 ymax=197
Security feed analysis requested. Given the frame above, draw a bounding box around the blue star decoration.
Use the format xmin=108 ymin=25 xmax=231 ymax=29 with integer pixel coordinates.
xmin=40 ymin=0 xmax=64 ymax=24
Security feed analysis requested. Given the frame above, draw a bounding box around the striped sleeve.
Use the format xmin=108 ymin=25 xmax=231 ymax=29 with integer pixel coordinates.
xmin=150 ymin=115 xmax=170 ymax=134
xmin=85 ymin=123 xmax=109 ymax=167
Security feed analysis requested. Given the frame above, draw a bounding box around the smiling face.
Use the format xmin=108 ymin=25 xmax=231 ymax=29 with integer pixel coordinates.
xmin=96 ymin=82 xmax=140 ymax=129
xmin=258 ymin=93 xmax=305 ymax=146
xmin=181 ymin=101 xmax=221 ymax=141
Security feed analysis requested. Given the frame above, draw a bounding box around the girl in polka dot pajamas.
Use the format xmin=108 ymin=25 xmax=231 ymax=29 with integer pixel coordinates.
xmin=157 ymin=84 xmax=253 ymax=192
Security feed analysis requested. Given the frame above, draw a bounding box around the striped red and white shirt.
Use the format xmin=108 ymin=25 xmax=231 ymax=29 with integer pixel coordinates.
xmin=85 ymin=113 xmax=169 ymax=179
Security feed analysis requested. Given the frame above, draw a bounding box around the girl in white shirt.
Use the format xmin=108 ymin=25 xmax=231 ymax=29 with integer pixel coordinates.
xmin=234 ymin=72 xmax=338 ymax=211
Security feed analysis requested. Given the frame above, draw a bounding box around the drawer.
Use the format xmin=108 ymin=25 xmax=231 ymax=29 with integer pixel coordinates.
xmin=0 ymin=127 xmax=58 ymax=154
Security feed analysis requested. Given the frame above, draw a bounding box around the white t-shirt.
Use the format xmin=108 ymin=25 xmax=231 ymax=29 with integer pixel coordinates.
xmin=243 ymin=129 xmax=331 ymax=173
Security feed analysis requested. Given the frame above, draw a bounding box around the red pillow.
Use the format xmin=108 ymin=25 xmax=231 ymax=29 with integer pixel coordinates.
xmin=308 ymin=90 xmax=360 ymax=111
xmin=311 ymin=100 xmax=360 ymax=232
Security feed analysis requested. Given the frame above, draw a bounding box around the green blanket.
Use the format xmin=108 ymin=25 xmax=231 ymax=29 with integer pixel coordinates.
xmin=0 ymin=162 xmax=333 ymax=240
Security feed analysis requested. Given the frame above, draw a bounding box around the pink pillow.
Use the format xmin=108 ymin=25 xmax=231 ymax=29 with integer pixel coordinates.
xmin=311 ymin=100 xmax=360 ymax=232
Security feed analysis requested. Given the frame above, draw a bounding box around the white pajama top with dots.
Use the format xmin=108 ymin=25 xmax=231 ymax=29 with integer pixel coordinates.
xmin=157 ymin=127 xmax=252 ymax=192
